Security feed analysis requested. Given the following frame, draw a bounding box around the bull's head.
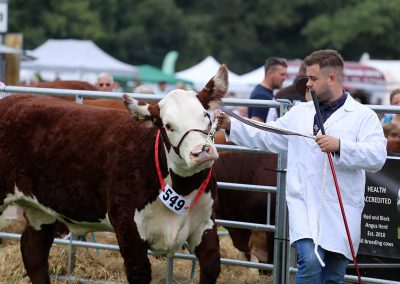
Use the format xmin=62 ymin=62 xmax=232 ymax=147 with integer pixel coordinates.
xmin=123 ymin=65 xmax=229 ymax=177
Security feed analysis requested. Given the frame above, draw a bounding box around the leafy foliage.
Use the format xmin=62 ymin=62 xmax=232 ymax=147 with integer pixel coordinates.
xmin=7 ymin=0 xmax=400 ymax=74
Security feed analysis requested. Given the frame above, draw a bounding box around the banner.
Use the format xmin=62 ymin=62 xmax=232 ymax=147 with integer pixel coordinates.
xmin=359 ymin=158 xmax=400 ymax=259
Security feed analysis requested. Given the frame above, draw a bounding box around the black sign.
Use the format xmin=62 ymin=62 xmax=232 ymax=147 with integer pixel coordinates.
xmin=359 ymin=158 xmax=400 ymax=259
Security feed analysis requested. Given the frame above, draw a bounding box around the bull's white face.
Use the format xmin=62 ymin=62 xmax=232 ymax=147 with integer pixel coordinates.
xmin=123 ymin=65 xmax=229 ymax=177
xmin=158 ymin=90 xmax=217 ymax=175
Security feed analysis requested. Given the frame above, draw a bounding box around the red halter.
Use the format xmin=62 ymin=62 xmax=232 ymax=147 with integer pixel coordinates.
xmin=154 ymin=130 xmax=213 ymax=210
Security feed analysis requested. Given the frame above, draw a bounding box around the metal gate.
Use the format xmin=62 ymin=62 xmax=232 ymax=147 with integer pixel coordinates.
xmin=0 ymin=85 xmax=399 ymax=284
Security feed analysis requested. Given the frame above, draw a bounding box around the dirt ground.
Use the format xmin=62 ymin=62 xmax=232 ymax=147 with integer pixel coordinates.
xmin=0 ymin=219 xmax=272 ymax=283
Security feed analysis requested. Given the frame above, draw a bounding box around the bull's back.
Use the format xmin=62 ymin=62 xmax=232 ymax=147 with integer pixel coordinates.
xmin=0 ymin=94 xmax=156 ymax=221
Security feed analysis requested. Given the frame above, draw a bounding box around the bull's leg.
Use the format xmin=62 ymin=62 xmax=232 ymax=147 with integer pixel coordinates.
xmin=109 ymin=209 xmax=151 ymax=284
xmin=20 ymin=223 xmax=56 ymax=284
xmin=194 ymin=222 xmax=221 ymax=284
xmin=248 ymin=230 xmax=273 ymax=276
xmin=226 ymin=227 xmax=251 ymax=259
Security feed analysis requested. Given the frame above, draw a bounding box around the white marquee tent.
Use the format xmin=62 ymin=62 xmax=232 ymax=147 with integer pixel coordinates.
xmin=21 ymin=39 xmax=138 ymax=83
xmin=176 ymin=56 xmax=247 ymax=95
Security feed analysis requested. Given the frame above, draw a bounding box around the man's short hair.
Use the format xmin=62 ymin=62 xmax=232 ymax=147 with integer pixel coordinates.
xmin=304 ymin=49 xmax=344 ymax=83
xmin=264 ymin=57 xmax=288 ymax=72
xmin=96 ymin=72 xmax=114 ymax=84
xmin=304 ymin=49 xmax=344 ymax=74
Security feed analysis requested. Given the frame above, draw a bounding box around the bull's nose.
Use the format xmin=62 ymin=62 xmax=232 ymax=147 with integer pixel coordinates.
xmin=191 ymin=145 xmax=211 ymax=157
xmin=201 ymin=144 xmax=210 ymax=153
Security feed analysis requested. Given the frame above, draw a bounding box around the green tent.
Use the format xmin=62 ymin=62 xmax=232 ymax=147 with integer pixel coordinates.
xmin=115 ymin=64 xmax=192 ymax=85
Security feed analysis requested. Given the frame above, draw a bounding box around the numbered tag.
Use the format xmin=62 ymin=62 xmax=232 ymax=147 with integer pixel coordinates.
xmin=159 ymin=184 xmax=191 ymax=215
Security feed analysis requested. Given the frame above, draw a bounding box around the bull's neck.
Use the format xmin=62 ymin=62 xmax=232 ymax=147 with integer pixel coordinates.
xmin=169 ymin=169 xmax=212 ymax=196
xmin=156 ymin=129 xmax=214 ymax=196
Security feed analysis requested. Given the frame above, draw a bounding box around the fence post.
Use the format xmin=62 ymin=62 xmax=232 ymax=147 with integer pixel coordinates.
xmin=67 ymin=233 xmax=79 ymax=278
xmin=272 ymin=151 xmax=289 ymax=284
xmin=273 ymin=100 xmax=290 ymax=284
xmin=165 ymin=256 xmax=174 ymax=284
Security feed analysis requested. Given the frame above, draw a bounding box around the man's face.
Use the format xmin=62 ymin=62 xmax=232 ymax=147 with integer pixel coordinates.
xmin=96 ymin=77 xmax=114 ymax=92
xmin=391 ymin=93 xmax=400 ymax=106
xmin=306 ymin=64 xmax=332 ymax=104
xmin=388 ymin=127 xmax=400 ymax=142
xmin=269 ymin=65 xmax=288 ymax=89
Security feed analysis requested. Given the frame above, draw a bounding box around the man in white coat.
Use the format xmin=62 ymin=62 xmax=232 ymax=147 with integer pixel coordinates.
xmin=215 ymin=49 xmax=387 ymax=283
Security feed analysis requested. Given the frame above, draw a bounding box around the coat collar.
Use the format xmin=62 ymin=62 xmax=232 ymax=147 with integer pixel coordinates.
xmin=304 ymin=92 xmax=357 ymax=132
xmin=324 ymin=93 xmax=356 ymax=130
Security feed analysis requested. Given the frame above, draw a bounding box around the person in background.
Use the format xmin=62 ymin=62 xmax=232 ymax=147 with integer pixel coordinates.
xmin=216 ymin=49 xmax=387 ymax=284
xmin=95 ymin=72 xmax=115 ymax=92
xmin=384 ymin=123 xmax=400 ymax=156
xmin=134 ymin=84 xmax=154 ymax=94
xmin=275 ymin=61 xmax=307 ymax=103
xmin=155 ymin=81 xmax=168 ymax=94
xmin=175 ymin=82 xmax=188 ymax=90
xmin=247 ymin=57 xmax=288 ymax=122
xmin=350 ymin=90 xmax=369 ymax=105
xmin=382 ymin=123 xmax=399 ymax=139
xmin=382 ymin=89 xmax=400 ymax=128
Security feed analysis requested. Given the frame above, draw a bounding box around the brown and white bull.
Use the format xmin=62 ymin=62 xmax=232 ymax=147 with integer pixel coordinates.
xmin=0 ymin=66 xmax=229 ymax=283
xmin=214 ymin=150 xmax=277 ymax=272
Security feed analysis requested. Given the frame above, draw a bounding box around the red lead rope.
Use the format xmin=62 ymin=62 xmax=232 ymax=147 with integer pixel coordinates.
xmin=155 ymin=130 xmax=166 ymax=190
xmin=154 ymin=130 xmax=213 ymax=209
xmin=327 ymin=152 xmax=362 ymax=284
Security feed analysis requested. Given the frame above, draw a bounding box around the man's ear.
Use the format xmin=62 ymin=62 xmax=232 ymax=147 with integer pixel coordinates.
xmin=328 ymin=73 xmax=337 ymax=86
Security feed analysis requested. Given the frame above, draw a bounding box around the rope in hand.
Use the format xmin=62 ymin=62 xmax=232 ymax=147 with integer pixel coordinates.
xmin=223 ymin=109 xmax=315 ymax=139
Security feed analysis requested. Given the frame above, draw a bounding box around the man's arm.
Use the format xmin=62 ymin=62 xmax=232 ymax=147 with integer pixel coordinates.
xmin=335 ymin=112 xmax=387 ymax=173
xmin=214 ymin=109 xmax=289 ymax=153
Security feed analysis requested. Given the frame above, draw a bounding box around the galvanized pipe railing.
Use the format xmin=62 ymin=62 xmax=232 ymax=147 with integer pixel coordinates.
xmin=1 ymin=85 xmax=399 ymax=284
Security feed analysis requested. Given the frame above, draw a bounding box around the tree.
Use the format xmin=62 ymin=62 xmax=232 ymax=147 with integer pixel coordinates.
xmin=9 ymin=0 xmax=103 ymax=48
xmin=7 ymin=0 xmax=400 ymax=74
xmin=302 ymin=0 xmax=400 ymax=60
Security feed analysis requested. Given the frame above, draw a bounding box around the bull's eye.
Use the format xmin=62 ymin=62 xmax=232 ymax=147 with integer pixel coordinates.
xmin=165 ymin=123 xmax=174 ymax=131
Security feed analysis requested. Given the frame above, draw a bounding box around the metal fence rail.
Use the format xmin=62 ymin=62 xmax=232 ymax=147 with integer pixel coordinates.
xmin=0 ymin=86 xmax=399 ymax=284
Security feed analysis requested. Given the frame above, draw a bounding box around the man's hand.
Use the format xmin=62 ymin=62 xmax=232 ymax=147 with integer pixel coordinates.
xmin=214 ymin=109 xmax=231 ymax=131
xmin=315 ymin=135 xmax=340 ymax=153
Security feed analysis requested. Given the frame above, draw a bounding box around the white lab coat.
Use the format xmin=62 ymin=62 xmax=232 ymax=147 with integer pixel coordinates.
xmin=228 ymin=95 xmax=387 ymax=260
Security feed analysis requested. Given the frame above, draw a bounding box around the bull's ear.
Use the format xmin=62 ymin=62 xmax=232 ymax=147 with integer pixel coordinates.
xmin=197 ymin=64 xmax=229 ymax=110
xmin=122 ymin=94 xmax=161 ymax=127
xmin=123 ymin=94 xmax=162 ymax=128
xmin=123 ymin=94 xmax=151 ymax=118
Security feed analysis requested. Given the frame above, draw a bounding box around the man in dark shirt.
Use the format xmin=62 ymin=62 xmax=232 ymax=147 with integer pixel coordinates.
xmin=248 ymin=57 xmax=288 ymax=122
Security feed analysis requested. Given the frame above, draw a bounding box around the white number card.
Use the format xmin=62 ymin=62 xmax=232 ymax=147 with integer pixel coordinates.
xmin=159 ymin=184 xmax=191 ymax=215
